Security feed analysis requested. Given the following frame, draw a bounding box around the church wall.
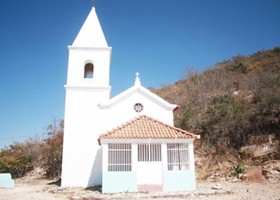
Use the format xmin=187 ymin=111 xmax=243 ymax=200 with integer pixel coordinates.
xmin=99 ymin=92 xmax=174 ymax=134
xmin=62 ymin=88 xmax=107 ymax=187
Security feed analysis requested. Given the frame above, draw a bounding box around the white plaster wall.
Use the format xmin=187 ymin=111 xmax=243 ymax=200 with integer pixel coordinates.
xmin=99 ymin=91 xmax=174 ymax=134
xmin=62 ymin=87 xmax=110 ymax=187
xmin=67 ymin=47 xmax=112 ymax=87
xmin=62 ymin=40 xmax=111 ymax=187
xmin=62 ymin=38 xmax=111 ymax=187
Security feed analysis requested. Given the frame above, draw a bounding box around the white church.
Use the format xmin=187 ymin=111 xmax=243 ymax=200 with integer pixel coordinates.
xmin=61 ymin=7 xmax=199 ymax=193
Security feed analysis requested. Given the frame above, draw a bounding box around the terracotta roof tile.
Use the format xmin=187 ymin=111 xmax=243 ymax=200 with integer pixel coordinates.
xmin=98 ymin=115 xmax=199 ymax=141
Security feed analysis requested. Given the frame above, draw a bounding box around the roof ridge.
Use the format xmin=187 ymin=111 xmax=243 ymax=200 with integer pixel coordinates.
xmin=99 ymin=115 xmax=145 ymax=138
xmin=99 ymin=115 xmax=200 ymax=142
xmin=143 ymin=115 xmax=199 ymax=138
xmin=99 ymin=85 xmax=178 ymax=111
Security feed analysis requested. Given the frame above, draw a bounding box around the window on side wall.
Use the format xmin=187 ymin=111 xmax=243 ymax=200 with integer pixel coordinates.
xmin=108 ymin=143 xmax=131 ymax=171
xmin=167 ymin=143 xmax=189 ymax=170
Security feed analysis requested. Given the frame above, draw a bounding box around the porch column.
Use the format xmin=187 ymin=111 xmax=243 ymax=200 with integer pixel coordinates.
xmin=131 ymin=143 xmax=137 ymax=172
xmin=188 ymin=142 xmax=195 ymax=170
xmin=102 ymin=144 xmax=108 ymax=172
xmin=161 ymin=143 xmax=167 ymax=171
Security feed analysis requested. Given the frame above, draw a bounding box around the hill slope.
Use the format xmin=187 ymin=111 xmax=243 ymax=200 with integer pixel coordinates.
xmin=153 ymin=47 xmax=280 ymax=148
xmin=153 ymin=47 xmax=280 ymax=179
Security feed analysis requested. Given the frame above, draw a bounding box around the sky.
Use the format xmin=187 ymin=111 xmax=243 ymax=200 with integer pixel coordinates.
xmin=0 ymin=0 xmax=280 ymax=149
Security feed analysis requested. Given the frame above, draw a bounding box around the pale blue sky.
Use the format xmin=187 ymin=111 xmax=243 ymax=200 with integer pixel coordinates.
xmin=0 ymin=0 xmax=280 ymax=148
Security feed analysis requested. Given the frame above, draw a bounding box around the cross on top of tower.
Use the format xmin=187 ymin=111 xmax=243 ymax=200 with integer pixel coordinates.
xmin=134 ymin=72 xmax=141 ymax=86
xmin=91 ymin=0 xmax=96 ymax=7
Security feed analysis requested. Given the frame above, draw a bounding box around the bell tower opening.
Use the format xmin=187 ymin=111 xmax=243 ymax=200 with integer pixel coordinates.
xmin=84 ymin=63 xmax=94 ymax=78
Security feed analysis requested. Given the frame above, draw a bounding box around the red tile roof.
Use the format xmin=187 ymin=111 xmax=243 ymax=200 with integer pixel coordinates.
xmin=98 ymin=115 xmax=199 ymax=142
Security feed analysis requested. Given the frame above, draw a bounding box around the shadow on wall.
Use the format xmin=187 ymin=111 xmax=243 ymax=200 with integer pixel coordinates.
xmin=87 ymin=147 xmax=102 ymax=187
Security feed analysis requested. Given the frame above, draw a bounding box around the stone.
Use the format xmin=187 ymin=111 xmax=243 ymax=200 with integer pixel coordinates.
xmin=262 ymin=160 xmax=280 ymax=183
xmin=211 ymin=183 xmax=222 ymax=190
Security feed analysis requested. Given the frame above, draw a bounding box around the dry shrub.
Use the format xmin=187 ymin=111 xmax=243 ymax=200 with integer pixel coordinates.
xmin=42 ymin=130 xmax=63 ymax=178
xmin=41 ymin=119 xmax=64 ymax=178
xmin=0 ymin=119 xmax=64 ymax=179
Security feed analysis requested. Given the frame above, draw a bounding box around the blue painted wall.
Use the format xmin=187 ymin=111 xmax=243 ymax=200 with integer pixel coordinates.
xmin=163 ymin=170 xmax=196 ymax=192
xmin=0 ymin=173 xmax=14 ymax=188
xmin=102 ymin=171 xmax=137 ymax=193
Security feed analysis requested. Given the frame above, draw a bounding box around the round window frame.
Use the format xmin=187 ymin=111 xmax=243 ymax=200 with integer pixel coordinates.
xmin=134 ymin=103 xmax=144 ymax=113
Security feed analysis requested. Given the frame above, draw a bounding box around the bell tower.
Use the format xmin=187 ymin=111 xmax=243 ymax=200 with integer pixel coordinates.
xmin=66 ymin=7 xmax=111 ymax=90
xmin=62 ymin=7 xmax=112 ymax=187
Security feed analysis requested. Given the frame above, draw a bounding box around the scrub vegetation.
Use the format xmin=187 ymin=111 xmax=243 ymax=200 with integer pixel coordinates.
xmin=153 ymin=46 xmax=280 ymax=150
xmin=0 ymin=119 xmax=63 ymax=178
xmin=152 ymin=47 xmax=280 ymax=180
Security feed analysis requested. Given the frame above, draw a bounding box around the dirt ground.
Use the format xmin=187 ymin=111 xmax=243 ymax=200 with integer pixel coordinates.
xmin=0 ymin=178 xmax=279 ymax=200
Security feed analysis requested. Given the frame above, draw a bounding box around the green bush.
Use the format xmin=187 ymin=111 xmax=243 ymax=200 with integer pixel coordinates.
xmin=233 ymin=162 xmax=247 ymax=178
xmin=0 ymin=143 xmax=33 ymax=178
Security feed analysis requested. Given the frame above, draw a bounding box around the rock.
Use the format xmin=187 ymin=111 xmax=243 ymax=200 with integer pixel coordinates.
xmin=242 ymin=165 xmax=264 ymax=182
xmin=211 ymin=183 xmax=222 ymax=190
xmin=262 ymin=160 xmax=280 ymax=183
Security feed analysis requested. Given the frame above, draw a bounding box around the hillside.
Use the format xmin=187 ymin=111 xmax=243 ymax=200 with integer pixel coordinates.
xmin=153 ymin=47 xmax=280 ymax=147
xmin=152 ymin=47 xmax=280 ymax=180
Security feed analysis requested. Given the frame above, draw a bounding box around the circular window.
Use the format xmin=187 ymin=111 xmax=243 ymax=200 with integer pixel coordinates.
xmin=134 ymin=103 xmax=144 ymax=113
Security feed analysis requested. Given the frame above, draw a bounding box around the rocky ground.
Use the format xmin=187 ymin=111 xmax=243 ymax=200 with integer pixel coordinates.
xmin=0 ymin=178 xmax=279 ymax=200
xmin=1 ymin=139 xmax=279 ymax=200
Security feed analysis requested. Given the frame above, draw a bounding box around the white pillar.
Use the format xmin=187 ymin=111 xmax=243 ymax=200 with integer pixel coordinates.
xmin=102 ymin=144 xmax=108 ymax=172
xmin=131 ymin=143 xmax=138 ymax=172
xmin=188 ymin=142 xmax=195 ymax=170
xmin=162 ymin=143 xmax=167 ymax=171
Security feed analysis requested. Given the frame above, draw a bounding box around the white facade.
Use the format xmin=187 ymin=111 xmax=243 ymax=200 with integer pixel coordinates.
xmin=61 ymin=7 xmax=178 ymax=187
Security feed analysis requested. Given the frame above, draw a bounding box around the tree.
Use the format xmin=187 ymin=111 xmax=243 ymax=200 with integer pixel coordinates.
xmin=42 ymin=119 xmax=64 ymax=178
